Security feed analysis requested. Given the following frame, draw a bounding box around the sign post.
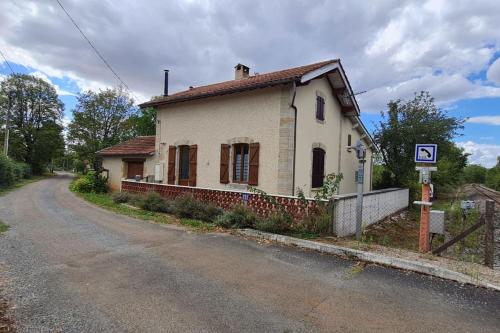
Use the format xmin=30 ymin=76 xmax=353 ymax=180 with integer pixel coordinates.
xmin=413 ymin=144 xmax=438 ymax=253
xmin=348 ymin=140 xmax=366 ymax=241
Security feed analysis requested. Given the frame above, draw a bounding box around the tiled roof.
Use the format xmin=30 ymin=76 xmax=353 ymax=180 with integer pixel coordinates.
xmin=140 ymin=59 xmax=339 ymax=107
xmin=97 ymin=136 xmax=155 ymax=156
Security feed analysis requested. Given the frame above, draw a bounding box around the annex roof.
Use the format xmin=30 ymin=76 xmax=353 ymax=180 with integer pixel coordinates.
xmin=96 ymin=136 xmax=155 ymax=157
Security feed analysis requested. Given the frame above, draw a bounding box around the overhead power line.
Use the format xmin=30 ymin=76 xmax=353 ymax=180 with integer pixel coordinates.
xmin=0 ymin=48 xmax=15 ymax=75
xmin=55 ymin=0 xmax=131 ymax=91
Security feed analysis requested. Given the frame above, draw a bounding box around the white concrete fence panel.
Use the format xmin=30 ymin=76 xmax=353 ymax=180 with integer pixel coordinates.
xmin=332 ymin=188 xmax=409 ymax=237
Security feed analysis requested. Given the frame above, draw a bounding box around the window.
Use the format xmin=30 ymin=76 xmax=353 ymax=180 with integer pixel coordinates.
xmin=233 ymin=143 xmax=249 ymax=183
xmin=316 ymin=96 xmax=325 ymax=121
xmin=312 ymin=148 xmax=325 ymax=188
xmin=348 ymin=134 xmax=352 ymax=147
xmin=179 ymin=145 xmax=190 ymax=182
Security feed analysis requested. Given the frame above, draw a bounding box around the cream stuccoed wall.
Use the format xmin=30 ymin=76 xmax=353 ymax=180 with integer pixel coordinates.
xmin=155 ymin=87 xmax=283 ymax=194
xmin=338 ymin=115 xmax=373 ymax=194
xmin=102 ymin=155 xmax=156 ymax=192
xmin=294 ymin=77 xmax=373 ymax=196
xmin=102 ymin=157 xmax=124 ymax=192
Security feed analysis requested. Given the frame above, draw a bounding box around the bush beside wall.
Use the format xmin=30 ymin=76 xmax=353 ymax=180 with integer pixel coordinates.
xmin=70 ymin=171 xmax=108 ymax=193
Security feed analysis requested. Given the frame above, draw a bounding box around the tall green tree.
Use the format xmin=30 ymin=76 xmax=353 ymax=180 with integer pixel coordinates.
xmin=126 ymin=107 xmax=156 ymax=136
xmin=485 ymin=158 xmax=500 ymax=191
xmin=0 ymin=74 xmax=65 ymax=174
xmin=67 ymin=87 xmax=136 ymax=162
xmin=373 ymin=91 xmax=466 ymax=190
xmin=462 ymin=164 xmax=488 ymax=184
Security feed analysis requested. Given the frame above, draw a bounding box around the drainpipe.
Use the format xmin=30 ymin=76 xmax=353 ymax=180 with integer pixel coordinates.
xmin=290 ymin=81 xmax=298 ymax=196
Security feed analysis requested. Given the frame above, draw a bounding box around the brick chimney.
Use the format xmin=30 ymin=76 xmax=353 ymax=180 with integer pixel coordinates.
xmin=234 ymin=63 xmax=250 ymax=80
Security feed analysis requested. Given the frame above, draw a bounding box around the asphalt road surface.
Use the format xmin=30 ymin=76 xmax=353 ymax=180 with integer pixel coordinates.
xmin=0 ymin=174 xmax=499 ymax=332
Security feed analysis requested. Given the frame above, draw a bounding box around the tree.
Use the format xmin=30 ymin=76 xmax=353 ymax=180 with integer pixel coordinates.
xmin=0 ymin=74 xmax=65 ymax=174
xmin=373 ymin=91 xmax=466 ymax=191
xmin=67 ymin=87 xmax=136 ymax=162
xmin=463 ymin=164 xmax=487 ymax=184
xmin=485 ymin=159 xmax=500 ymax=191
xmin=126 ymin=106 xmax=156 ymax=136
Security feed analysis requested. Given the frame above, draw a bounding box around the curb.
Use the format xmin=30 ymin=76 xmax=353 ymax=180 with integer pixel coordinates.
xmin=236 ymin=229 xmax=500 ymax=292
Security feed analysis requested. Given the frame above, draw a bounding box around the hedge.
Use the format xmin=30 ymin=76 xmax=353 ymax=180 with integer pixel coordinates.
xmin=0 ymin=153 xmax=31 ymax=188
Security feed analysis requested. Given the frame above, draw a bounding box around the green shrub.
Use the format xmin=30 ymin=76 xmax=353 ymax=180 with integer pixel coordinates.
xmin=0 ymin=153 xmax=33 ymax=188
xmin=171 ymin=195 xmax=222 ymax=222
xmin=215 ymin=204 xmax=258 ymax=228
xmin=193 ymin=203 xmax=223 ymax=222
xmin=70 ymin=171 xmax=108 ymax=193
xmin=70 ymin=176 xmax=94 ymax=193
xmin=293 ymin=207 xmax=331 ymax=234
xmin=255 ymin=212 xmax=292 ymax=233
xmin=137 ymin=192 xmax=170 ymax=213
xmin=0 ymin=153 xmax=15 ymax=187
xmin=112 ymin=192 xmax=133 ymax=204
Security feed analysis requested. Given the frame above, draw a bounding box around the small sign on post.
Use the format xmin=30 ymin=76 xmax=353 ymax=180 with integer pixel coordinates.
xmin=414 ymin=144 xmax=438 ymax=253
xmin=415 ymin=144 xmax=437 ymax=163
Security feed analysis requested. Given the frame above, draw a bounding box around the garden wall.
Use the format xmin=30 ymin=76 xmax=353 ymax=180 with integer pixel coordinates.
xmin=121 ymin=180 xmax=319 ymax=219
xmin=121 ymin=181 xmax=409 ymax=236
xmin=332 ymin=188 xmax=410 ymax=236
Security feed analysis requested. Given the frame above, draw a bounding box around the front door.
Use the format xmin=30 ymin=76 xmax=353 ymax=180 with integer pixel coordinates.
xmin=127 ymin=161 xmax=144 ymax=179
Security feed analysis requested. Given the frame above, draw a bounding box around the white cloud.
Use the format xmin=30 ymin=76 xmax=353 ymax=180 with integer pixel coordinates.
xmin=457 ymin=141 xmax=500 ymax=167
xmin=30 ymin=70 xmax=76 ymax=96
xmin=467 ymin=115 xmax=500 ymax=125
xmin=357 ymin=73 xmax=500 ymax=112
xmin=487 ymin=57 xmax=500 ymax=84
xmin=0 ymin=0 xmax=500 ymax=110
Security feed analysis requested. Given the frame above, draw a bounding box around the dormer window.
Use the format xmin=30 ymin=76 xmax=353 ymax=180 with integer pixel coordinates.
xmin=316 ymin=96 xmax=325 ymax=121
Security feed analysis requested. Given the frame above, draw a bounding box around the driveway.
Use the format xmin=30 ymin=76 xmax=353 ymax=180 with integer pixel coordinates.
xmin=0 ymin=174 xmax=498 ymax=332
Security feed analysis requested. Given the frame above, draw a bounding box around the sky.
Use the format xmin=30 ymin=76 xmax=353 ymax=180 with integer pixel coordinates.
xmin=1 ymin=0 xmax=500 ymax=167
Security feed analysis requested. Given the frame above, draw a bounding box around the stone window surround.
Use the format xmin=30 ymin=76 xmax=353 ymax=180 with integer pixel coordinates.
xmin=173 ymin=140 xmax=194 ymax=185
xmin=225 ymin=137 xmax=256 ymax=190
xmin=310 ymin=142 xmax=327 ymax=190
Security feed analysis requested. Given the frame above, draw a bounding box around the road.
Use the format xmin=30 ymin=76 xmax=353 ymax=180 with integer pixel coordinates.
xmin=0 ymin=174 xmax=498 ymax=332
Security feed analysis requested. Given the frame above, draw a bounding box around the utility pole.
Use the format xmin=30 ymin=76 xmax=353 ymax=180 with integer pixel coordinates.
xmin=3 ymin=91 xmax=13 ymax=156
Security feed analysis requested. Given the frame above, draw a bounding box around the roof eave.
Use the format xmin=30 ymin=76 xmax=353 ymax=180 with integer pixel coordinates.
xmin=97 ymin=151 xmax=155 ymax=157
xmin=139 ymin=77 xmax=296 ymax=108
xmin=300 ymin=60 xmax=360 ymax=116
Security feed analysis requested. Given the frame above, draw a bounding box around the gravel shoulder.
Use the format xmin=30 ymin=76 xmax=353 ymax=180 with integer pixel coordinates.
xmin=0 ymin=174 xmax=499 ymax=332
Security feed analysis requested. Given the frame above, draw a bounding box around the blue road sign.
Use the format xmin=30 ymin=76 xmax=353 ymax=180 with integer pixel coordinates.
xmin=415 ymin=144 xmax=437 ymax=163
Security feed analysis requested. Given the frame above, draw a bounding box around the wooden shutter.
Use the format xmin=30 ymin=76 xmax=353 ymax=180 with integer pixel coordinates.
xmin=220 ymin=144 xmax=230 ymax=184
xmin=248 ymin=142 xmax=260 ymax=186
xmin=189 ymin=144 xmax=197 ymax=186
xmin=167 ymin=145 xmax=176 ymax=184
xmin=316 ymin=96 xmax=325 ymax=121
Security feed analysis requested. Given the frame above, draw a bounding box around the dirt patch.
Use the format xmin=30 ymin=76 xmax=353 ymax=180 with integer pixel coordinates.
xmin=0 ymin=296 xmax=16 ymax=333
xmin=0 ymin=268 xmax=16 ymax=333
xmin=362 ymin=210 xmax=420 ymax=251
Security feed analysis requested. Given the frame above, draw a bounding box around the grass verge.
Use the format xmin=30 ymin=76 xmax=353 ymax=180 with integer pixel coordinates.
xmin=0 ymin=174 xmax=54 ymax=197
xmin=0 ymin=220 xmax=9 ymax=233
xmin=74 ymin=191 xmax=216 ymax=232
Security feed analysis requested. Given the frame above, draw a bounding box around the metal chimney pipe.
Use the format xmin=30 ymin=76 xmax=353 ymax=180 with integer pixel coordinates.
xmin=163 ymin=70 xmax=169 ymax=96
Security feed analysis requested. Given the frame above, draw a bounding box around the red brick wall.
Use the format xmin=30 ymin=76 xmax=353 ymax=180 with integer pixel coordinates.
xmin=121 ymin=181 xmax=320 ymax=219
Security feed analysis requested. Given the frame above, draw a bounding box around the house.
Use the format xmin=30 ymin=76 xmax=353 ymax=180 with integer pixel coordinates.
xmin=98 ymin=59 xmax=375 ymax=196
